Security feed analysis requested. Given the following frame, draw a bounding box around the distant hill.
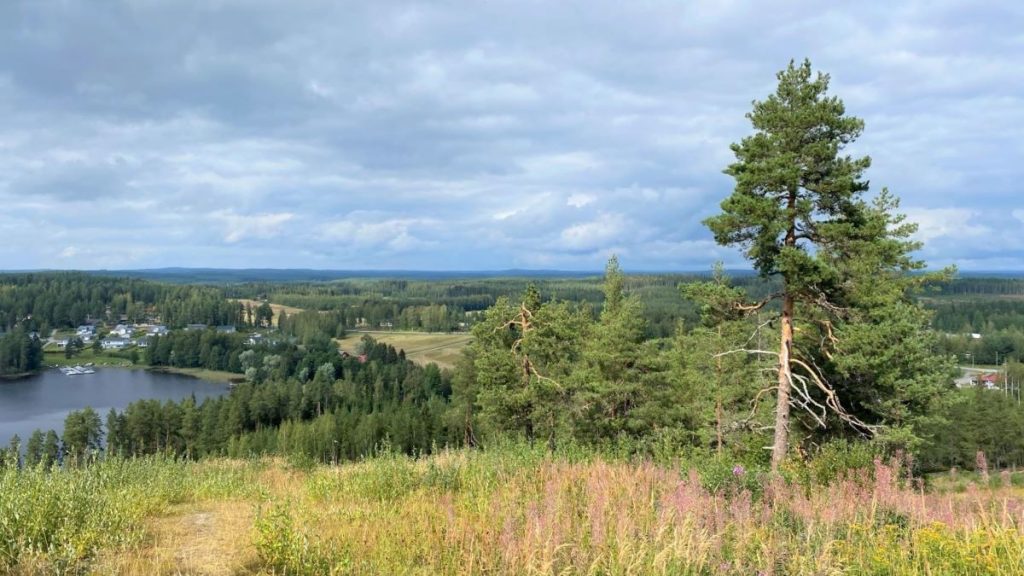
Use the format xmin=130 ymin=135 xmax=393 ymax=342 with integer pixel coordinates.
xmin=72 ymin=267 xmax=760 ymax=284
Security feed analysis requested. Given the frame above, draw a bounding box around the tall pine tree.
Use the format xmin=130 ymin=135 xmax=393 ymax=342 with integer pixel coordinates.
xmin=704 ymin=60 xmax=951 ymax=470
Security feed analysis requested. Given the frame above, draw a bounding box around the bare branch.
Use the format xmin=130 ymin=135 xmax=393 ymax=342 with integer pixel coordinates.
xmin=712 ymin=348 xmax=779 ymax=359
xmin=734 ymin=293 xmax=781 ymax=313
xmin=790 ymin=357 xmax=877 ymax=434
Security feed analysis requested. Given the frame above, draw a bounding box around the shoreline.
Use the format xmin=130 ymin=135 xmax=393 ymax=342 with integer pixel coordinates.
xmin=145 ymin=365 xmax=245 ymax=384
xmin=0 ymin=370 xmax=40 ymax=381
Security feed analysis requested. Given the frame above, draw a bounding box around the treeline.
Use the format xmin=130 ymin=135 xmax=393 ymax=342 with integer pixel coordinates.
xmin=920 ymin=378 xmax=1024 ymax=470
xmin=277 ymin=310 xmax=347 ymax=342
xmin=223 ymin=274 xmax=776 ymax=338
xmin=11 ymin=337 xmax=454 ymax=465
xmin=932 ymin=278 xmax=1024 ymax=297
xmin=938 ymin=330 xmax=1024 ymax=366
xmin=144 ymin=330 xmax=344 ymax=384
xmin=0 ymin=328 xmax=43 ymax=376
xmin=0 ymin=273 xmax=246 ymax=331
xmin=930 ymin=300 xmax=1024 ymax=334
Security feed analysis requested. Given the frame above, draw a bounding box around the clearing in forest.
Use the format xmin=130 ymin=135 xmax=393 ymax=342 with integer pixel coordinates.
xmin=334 ymin=331 xmax=473 ymax=370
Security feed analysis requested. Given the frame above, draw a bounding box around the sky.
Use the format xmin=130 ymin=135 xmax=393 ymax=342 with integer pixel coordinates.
xmin=0 ymin=1 xmax=1021 ymax=272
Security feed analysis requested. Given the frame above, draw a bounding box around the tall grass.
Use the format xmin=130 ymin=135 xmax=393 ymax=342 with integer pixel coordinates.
xmin=0 ymin=456 xmax=260 ymax=575
xmin=5 ymin=446 xmax=1024 ymax=574
xmin=254 ymin=446 xmax=1024 ymax=575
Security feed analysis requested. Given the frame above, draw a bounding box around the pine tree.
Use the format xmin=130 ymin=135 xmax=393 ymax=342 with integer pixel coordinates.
xmin=704 ymin=60 xmax=951 ymax=470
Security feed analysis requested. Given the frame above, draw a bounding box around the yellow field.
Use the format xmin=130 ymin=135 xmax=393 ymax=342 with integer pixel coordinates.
xmin=231 ymin=299 xmax=304 ymax=325
xmin=334 ymin=331 xmax=473 ymax=370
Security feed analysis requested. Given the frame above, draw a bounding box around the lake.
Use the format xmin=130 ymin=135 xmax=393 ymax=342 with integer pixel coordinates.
xmin=0 ymin=368 xmax=229 ymax=445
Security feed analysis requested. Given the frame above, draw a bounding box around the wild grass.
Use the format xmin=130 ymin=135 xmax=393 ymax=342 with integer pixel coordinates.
xmin=251 ymin=446 xmax=1024 ymax=575
xmin=0 ymin=456 xmax=262 ymax=575
xmin=5 ymin=446 xmax=1024 ymax=574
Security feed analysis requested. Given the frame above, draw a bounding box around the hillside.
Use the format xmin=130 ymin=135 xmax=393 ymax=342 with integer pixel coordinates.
xmin=5 ymin=446 xmax=1024 ymax=575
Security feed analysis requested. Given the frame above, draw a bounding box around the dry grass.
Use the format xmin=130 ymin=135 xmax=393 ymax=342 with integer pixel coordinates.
xmin=94 ymin=501 xmax=258 ymax=576
xmin=10 ymin=450 xmax=1024 ymax=574
xmin=231 ymin=299 xmax=304 ymax=325
xmin=335 ymin=331 xmax=473 ymax=370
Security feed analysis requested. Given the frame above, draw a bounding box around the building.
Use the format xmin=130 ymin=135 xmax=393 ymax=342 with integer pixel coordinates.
xmin=185 ymin=324 xmax=208 ymax=331
xmin=980 ymin=373 xmax=1002 ymax=390
xmin=216 ymin=325 xmax=237 ymax=334
xmin=101 ymin=338 xmax=131 ymax=350
xmin=148 ymin=325 xmax=169 ymax=336
xmin=954 ymin=374 xmax=978 ymax=388
xmin=112 ymin=324 xmax=134 ymax=338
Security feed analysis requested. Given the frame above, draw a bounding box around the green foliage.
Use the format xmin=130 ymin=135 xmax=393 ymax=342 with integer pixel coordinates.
xmin=0 ymin=327 xmax=43 ymax=376
xmin=701 ymin=60 xmax=955 ymax=458
xmin=62 ymin=407 xmax=103 ymax=464
xmin=0 ymin=456 xmax=258 ymax=573
xmin=253 ymin=502 xmax=347 ymax=575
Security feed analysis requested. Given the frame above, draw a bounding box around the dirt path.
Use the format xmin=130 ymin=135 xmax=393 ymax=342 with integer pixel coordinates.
xmin=97 ymin=501 xmax=258 ymax=575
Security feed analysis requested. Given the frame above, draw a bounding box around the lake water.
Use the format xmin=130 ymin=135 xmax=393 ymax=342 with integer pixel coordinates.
xmin=0 ymin=368 xmax=228 ymax=445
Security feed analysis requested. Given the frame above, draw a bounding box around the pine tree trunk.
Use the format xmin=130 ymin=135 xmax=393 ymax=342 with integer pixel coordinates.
xmin=772 ymin=293 xmax=794 ymax=472
xmin=715 ymin=324 xmax=723 ymax=454
xmin=772 ymin=190 xmax=798 ymax=473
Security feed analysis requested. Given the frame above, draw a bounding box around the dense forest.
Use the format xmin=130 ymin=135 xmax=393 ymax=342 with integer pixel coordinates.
xmin=0 ymin=273 xmax=245 ymax=332
xmin=5 ymin=268 xmax=1024 ymax=472
xmin=0 ymin=328 xmax=43 ymax=376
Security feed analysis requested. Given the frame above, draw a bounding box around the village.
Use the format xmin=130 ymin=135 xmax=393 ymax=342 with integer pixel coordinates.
xmin=41 ymin=318 xmax=275 ymax=373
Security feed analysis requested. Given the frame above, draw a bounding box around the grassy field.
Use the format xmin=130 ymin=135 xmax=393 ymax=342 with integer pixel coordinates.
xmin=6 ymin=448 xmax=1024 ymax=575
xmin=43 ymin=349 xmax=135 ymax=368
xmin=334 ymin=331 xmax=473 ymax=370
xmin=231 ymin=299 xmax=304 ymax=325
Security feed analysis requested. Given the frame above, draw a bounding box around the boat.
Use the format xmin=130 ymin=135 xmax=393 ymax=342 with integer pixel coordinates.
xmin=60 ymin=365 xmax=95 ymax=376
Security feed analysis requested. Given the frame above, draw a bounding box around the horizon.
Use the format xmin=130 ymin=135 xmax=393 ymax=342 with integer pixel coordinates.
xmin=1 ymin=2 xmax=1021 ymax=271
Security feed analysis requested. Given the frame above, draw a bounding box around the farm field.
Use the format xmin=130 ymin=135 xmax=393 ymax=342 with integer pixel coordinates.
xmin=334 ymin=331 xmax=473 ymax=370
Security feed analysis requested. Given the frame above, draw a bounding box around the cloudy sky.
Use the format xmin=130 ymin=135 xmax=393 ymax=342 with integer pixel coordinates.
xmin=0 ymin=1 xmax=1021 ymax=271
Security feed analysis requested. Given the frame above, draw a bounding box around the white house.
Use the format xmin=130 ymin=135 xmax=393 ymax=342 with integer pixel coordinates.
xmin=112 ymin=324 xmax=134 ymax=338
xmin=101 ymin=338 xmax=131 ymax=350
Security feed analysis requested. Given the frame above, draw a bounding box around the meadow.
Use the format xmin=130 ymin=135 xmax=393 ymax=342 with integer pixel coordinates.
xmin=334 ymin=331 xmax=473 ymax=370
xmin=4 ymin=445 xmax=1024 ymax=575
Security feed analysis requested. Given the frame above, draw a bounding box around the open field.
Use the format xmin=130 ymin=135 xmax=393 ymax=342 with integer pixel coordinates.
xmin=335 ymin=331 xmax=473 ymax=370
xmin=231 ymin=299 xmax=305 ymax=325
xmin=7 ymin=448 xmax=1024 ymax=575
xmin=43 ymin=349 xmax=135 ymax=368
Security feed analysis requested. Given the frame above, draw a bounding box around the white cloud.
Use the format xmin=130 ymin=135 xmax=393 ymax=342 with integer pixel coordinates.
xmin=320 ymin=215 xmax=439 ymax=252
xmin=213 ymin=211 xmax=295 ymax=243
xmin=902 ymin=207 xmax=982 ymax=243
xmin=566 ymin=193 xmax=595 ymax=208
xmin=559 ymin=213 xmax=629 ymax=252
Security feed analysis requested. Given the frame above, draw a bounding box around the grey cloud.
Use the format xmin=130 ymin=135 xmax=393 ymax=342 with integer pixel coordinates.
xmin=0 ymin=0 xmax=1020 ymax=270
